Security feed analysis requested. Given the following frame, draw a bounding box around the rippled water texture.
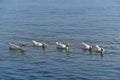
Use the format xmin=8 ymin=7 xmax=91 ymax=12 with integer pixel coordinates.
xmin=0 ymin=0 xmax=120 ymax=80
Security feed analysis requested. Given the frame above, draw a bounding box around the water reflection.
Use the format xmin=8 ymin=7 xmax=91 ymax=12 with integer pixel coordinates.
xmin=82 ymin=48 xmax=93 ymax=55
xmin=100 ymin=53 xmax=104 ymax=59
xmin=56 ymin=48 xmax=70 ymax=55
xmin=9 ymin=49 xmax=25 ymax=54
xmin=32 ymin=45 xmax=47 ymax=51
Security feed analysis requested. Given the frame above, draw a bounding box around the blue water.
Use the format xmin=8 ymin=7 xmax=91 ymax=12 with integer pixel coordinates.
xmin=0 ymin=0 xmax=120 ymax=80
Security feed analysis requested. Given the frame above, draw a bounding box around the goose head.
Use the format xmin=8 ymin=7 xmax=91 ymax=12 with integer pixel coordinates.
xmin=20 ymin=43 xmax=26 ymax=48
xmin=100 ymin=48 xmax=105 ymax=54
xmin=89 ymin=46 xmax=93 ymax=52
xmin=42 ymin=43 xmax=48 ymax=48
xmin=20 ymin=43 xmax=26 ymax=50
xmin=66 ymin=43 xmax=70 ymax=48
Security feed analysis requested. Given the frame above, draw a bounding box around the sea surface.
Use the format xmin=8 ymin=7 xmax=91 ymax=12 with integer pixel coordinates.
xmin=0 ymin=0 xmax=120 ymax=80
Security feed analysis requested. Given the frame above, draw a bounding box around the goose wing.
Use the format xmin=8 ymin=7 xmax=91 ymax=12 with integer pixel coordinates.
xmin=56 ymin=42 xmax=66 ymax=48
xmin=9 ymin=43 xmax=20 ymax=49
xmin=82 ymin=42 xmax=90 ymax=49
xmin=96 ymin=45 xmax=101 ymax=51
xmin=32 ymin=40 xmax=43 ymax=46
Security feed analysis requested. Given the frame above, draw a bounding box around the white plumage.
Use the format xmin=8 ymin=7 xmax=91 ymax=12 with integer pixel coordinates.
xmin=32 ymin=40 xmax=43 ymax=46
xmin=32 ymin=40 xmax=48 ymax=47
xmin=82 ymin=42 xmax=91 ymax=49
xmin=96 ymin=45 xmax=105 ymax=53
xmin=81 ymin=42 xmax=93 ymax=52
xmin=56 ymin=42 xmax=70 ymax=49
xmin=9 ymin=43 xmax=25 ymax=51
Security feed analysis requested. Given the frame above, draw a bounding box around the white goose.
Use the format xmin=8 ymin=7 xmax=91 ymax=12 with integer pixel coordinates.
xmin=32 ymin=40 xmax=48 ymax=48
xmin=56 ymin=42 xmax=70 ymax=49
xmin=82 ymin=42 xmax=93 ymax=52
xmin=96 ymin=45 xmax=105 ymax=54
xmin=9 ymin=43 xmax=25 ymax=51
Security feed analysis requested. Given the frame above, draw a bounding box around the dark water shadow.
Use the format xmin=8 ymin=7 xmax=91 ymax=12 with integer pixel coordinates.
xmin=32 ymin=45 xmax=48 ymax=52
xmin=95 ymin=50 xmax=104 ymax=59
xmin=100 ymin=53 xmax=104 ymax=59
xmin=9 ymin=48 xmax=25 ymax=54
xmin=56 ymin=48 xmax=70 ymax=55
xmin=81 ymin=48 xmax=93 ymax=55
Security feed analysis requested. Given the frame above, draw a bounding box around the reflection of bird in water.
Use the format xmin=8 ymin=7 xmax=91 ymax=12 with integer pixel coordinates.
xmin=82 ymin=42 xmax=93 ymax=52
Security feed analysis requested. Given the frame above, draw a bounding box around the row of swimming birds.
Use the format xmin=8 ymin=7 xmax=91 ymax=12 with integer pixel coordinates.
xmin=9 ymin=40 xmax=105 ymax=54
